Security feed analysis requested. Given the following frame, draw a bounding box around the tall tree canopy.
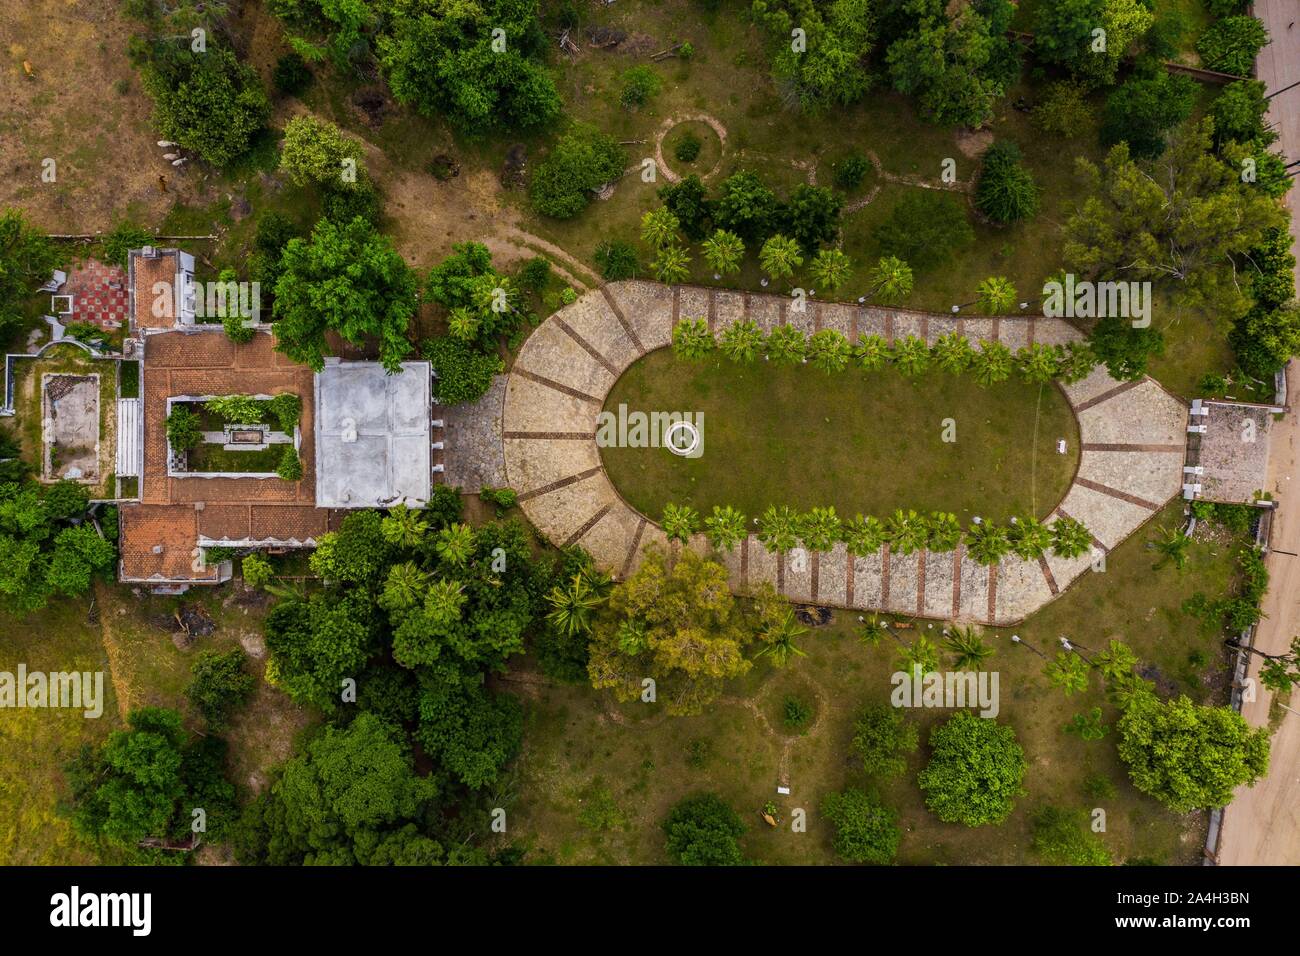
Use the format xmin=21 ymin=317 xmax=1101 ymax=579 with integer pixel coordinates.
xmin=273 ymin=216 xmax=419 ymax=372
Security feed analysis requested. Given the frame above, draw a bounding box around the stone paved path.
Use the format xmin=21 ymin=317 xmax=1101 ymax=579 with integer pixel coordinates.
xmin=502 ymin=281 xmax=1189 ymax=625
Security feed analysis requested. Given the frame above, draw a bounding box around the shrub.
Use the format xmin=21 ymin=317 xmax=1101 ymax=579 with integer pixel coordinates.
xmin=480 ymin=487 xmax=518 ymax=514
xmin=186 ymin=649 xmax=255 ymax=731
xmin=102 ymin=221 xmax=152 ymax=268
xmin=1101 ymin=72 xmax=1197 ymax=159
xmin=321 ymin=177 xmax=383 ymax=225
xmin=662 ymin=793 xmax=745 ymax=865
xmin=165 ymin=405 xmax=201 ymax=452
xmin=674 ymin=132 xmax=702 ymax=163
xmin=975 ymin=141 xmax=1038 ymax=224
xmin=595 ymin=240 xmax=639 ymax=280
xmin=424 ymin=335 xmax=503 ymax=405
xmin=206 ymin=394 xmax=264 ymax=425
xmin=518 ymin=256 xmax=551 ymax=294
xmin=276 ymin=446 xmax=303 ymax=481
xmin=530 ymin=125 xmax=625 ymax=219
xmin=241 ymin=553 xmax=274 ymax=589
xmin=852 ymin=703 xmax=919 ymax=777
xmin=619 ymin=65 xmax=662 ymax=109
xmin=1033 ymin=81 xmax=1089 ymax=139
xmin=918 ymin=711 xmax=1026 ymax=826
xmin=833 ymin=152 xmax=872 ymax=192
xmin=1196 ymin=16 xmax=1268 ymax=77
xmin=658 ymin=175 xmax=713 ymax=241
xmin=1031 ymin=806 xmax=1112 ymax=865
xmin=267 ymin=393 xmax=302 ymax=432
xmin=875 ymin=192 xmax=974 ymax=271
xmin=782 ymin=695 xmax=813 ymax=732
xmin=822 ymin=789 xmax=901 ymax=864
xmin=273 ymin=51 xmax=312 ymax=96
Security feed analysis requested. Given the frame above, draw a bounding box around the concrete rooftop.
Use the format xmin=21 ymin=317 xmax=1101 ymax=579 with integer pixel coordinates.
xmin=314 ymin=360 xmax=432 ymax=508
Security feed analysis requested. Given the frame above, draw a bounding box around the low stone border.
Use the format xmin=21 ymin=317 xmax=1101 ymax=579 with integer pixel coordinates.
xmin=502 ymin=281 xmax=1188 ymax=625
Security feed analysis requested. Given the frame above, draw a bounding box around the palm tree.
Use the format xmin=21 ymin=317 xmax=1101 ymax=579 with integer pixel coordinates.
xmin=891 ymin=335 xmax=930 ymax=377
xmin=425 ymin=578 xmax=467 ymax=627
xmin=702 ymin=228 xmax=745 ymax=276
xmin=933 ymin=331 xmax=974 ymax=374
xmin=759 ymin=234 xmax=803 ymax=282
xmin=671 ymin=317 xmax=713 ymax=359
xmin=857 ymin=614 xmax=890 ymax=646
xmin=807 ymin=329 xmax=851 ymax=373
xmin=756 ymin=609 xmax=809 ymax=667
xmin=1094 ymin=639 xmax=1139 ymax=685
xmin=640 ymin=207 xmax=680 ymax=249
xmin=717 ymin=319 xmax=764 ymax=362
xmin=1018 ymin=343 xmax=1062 ymax=385
xmin=545 ymin=571 xmax=608 ymax=637
xmin=765 ymin=323 xmax=807 ymax=365
xmin=1151 ymin=527 xmax=1191 ymax=570
xmin=758 ymin=504 xmax=800 ymax=553
xmin=434 ymin=522 xmax=477 ymax=566
xmin=865 ymin=255 xmax=913 ymax=304
xmin=975 ymin=276 xmax=1017 ymax=315
xmin=1009 ymin=515 xmax=1053 ymax=560
xmin=926 ymin=512 xmax=962 ymax=552
xmin=447 ymin=306 xmax=479 ymax=342
xmin=886 ymin=508 xmax=928 ymax=555
xmin=653 ymin=243 xmax=691 ymax=284
xmin=851 ymin=333 xmax=890 ymax=371
xmin=616 ymin=617 xmax=649 ymax=655
xmin=1045 ymin=650 xmax=1091 ymax=695
xmin=896 ymin=635 xmax=940 ymax=675
xmin=810 ymin=248 xmax=852 ymax=291
xmin=1051 ymin=516 xmax=1094 ymax=559
xmin=944 ymin=625 xmax=994 ymax=670
xmin=799 ymin=506 xmax=842 ymax=551
xmin=380 ymin=561 xmax=429 ymax=611
xmin=704 ymin=505 xmax=747 ymax=551
xmin=965 ymin=520 xmax=1011 ymax=566
xmin=662 ymin=502 xmax=701 ymax=543
xmin=971 ymin=341 xmax=1014 ymax=387
xmin=381 ymin=503 xmax=428 ymax=549
xmin=844 ymin=514 xmax=886 ymax=556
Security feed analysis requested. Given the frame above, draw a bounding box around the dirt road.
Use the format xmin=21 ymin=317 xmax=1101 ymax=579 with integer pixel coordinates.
xmin=1218 ymin=0 xmax=1300 ymax=865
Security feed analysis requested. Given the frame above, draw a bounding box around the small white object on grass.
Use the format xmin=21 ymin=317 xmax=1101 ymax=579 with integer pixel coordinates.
xmin=776 ymin=786 xmax=790 ymax=796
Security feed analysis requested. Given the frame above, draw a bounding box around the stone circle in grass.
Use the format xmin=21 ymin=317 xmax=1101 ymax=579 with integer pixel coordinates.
xmin=599 ymin=349 xmax=1080 ymax=525
xmin=664 ymin=120 xmax=722 ymax=178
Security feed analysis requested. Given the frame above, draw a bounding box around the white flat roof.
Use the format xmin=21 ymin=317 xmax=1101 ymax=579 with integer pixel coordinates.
xmin=314 ymin=361 xmax=432 ymax=508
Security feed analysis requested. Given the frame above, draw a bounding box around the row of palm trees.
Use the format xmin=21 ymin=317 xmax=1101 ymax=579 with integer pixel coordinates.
xmin=660 ymin=503 xmax=1096 ymax=566
xmin=670 ymin=316 xmax=1097 ymax=386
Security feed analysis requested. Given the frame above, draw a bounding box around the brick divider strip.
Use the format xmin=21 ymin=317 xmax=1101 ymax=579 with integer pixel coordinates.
xmin=512 ymin=367 xmax=602 ymax=405
xmin=845 ymin=548 xmax=855 ymax=606
xmin=1073 ymin=377 xmax=1143 ymax=413
xmin=554 ymin=316 xmax=618 ymax=377
xmin=599 ymin=285 xmax=644 ymax=354
xmin=951 ymin=542 xmax=963 ymax=618
xmin=811 ymin=550 xmax=820 ymax=601
xmin=503 ymin=431 xmax=593 ymax=440
xmin=1080 ymin=442 xmax=1184 ymax=453
xmin=1075 ymin=476 xmax=1160 ymax=511
xmin=987 ymin=562 xmax=999 ymax=623
xmin=916 ymin=548 xmax=927 ymax=614
xmin=564 ymin=502 xmax=612 ymax=548
xmin=1037 ymin=553 xmax=1060 ymax=596
xmin=881 ymin=543 xmax=891 ymax=608
xmin=517 ymin=465 xmax=602 ymax=502
xmin=621 ymin=516 xmax=647 ymax=579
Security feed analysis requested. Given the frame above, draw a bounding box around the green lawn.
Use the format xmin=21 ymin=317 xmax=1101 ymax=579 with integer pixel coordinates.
xmin=600 ymin=349 xmax=1080 ymax=524
xmin=508 ymin=502 xmax=1243 ymax=865
xmin=186 ymin=442 xmax=285 ymax=474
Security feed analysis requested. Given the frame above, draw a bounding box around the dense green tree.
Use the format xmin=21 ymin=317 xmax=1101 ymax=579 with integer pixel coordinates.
xmin=1210 ymin=80 xmax=1275 ymax=149
xmin=1195 ymin=16 xmax=1268 ymax=77
xmin=278 ymin=116 xmax=366 ymax=187
xmin=713 ymin=171 xmax=782 ymax=243
xmin=273 ymin=216 xmax=419 ymax=372
xmin=0 ymin=208 xmax=62 ymax=343
xmin=1088 ymin=316 xmax=1165 ymax=381
xmin=662 ymin=793 xmax=746 ymax=865
xmin=1117 ymin=692 xmax=1270 ymax=813
xmin=1031 ymin=806 xmax=1112 ymax=865
xmin=783 ymin=184 xmax=842 ymax=254
xmin=186 ymin=649 xmax=256 ymax=732
xmin=529 ymin=125 xmax=625 ymax=220
xmin=754 ymin=0 xmax=877 ymax=111
xmin=658 ymin=176 xmax=713 ymax=241
xmin=1066 ymin=120 xmax=1285 ymax=318
xmin=917 ymin=711 xmax=1026 ymax=826
xmin=975 ymin=141 xmax=1038 ymax=223
xmin=264 ymin=593 xmax=378 ymax=711
xmin=1034 ymin=0 xmax=1153 ymax=87
xmin=1100 ymin=72 xmax=1197 ymax=159
xmin=851 ymin=703 xmax=919 ymax=777
xmin=822 ymin=788 xmax=901 ymax=864
xmin=424 ymin=335 xmax=504 ymax=405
